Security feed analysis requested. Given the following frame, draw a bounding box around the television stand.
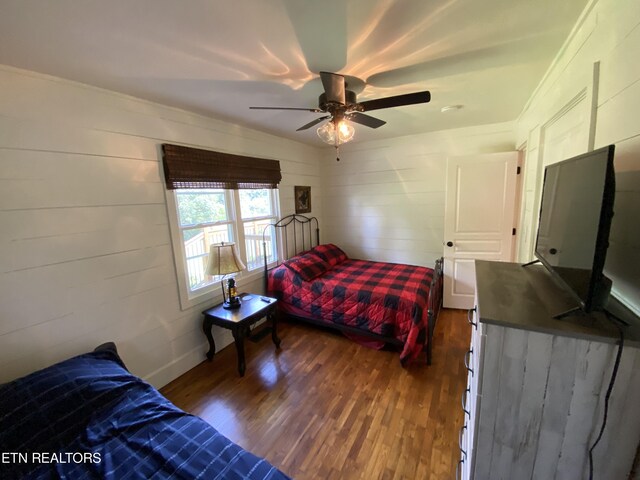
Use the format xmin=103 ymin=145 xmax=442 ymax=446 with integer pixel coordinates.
xmin=459 ymin=260 xmax=640 ymax=480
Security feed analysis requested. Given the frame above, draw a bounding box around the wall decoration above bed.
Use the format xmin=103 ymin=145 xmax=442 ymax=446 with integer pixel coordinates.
xmin=294 ymin=186 xmax=311 ymax=214
xmin=263 ymin=214 xmax=444 ymax=365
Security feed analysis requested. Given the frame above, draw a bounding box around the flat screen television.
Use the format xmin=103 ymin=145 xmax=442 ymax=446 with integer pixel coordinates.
xmin=534 ymin=144 xmax=616 ymax=314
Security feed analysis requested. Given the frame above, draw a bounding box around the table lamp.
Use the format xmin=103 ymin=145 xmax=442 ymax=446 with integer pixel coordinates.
xmin=205 ymin=242 xmax=246 ymax=309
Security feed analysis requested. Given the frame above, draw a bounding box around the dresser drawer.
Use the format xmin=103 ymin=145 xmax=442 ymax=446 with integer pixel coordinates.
xmin=457 ymin=421 xmax=469 ymax=480
xmin=462 ymin=304 xmax=485 ymax=480
xmin=469 ymin=306 xmax=486 ymax=396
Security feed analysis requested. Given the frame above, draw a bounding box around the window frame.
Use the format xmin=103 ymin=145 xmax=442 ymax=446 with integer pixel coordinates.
xmin=165 ymin=187 xmax=280 ymax=310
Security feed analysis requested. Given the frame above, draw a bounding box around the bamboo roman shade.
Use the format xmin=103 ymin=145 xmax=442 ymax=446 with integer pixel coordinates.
xmin=162 ymin=143 xmax=282 ymax=190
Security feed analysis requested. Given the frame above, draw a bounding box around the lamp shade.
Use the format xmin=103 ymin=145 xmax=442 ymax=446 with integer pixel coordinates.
xmin=205 ymin=243 xmax=246 ymax=276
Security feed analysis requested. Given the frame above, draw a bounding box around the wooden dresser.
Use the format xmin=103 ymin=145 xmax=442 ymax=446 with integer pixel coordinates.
xmin=459 ymin=260 xmax=640 ymax=480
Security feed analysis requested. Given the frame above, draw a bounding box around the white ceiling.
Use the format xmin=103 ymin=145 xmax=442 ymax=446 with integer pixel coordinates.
xmin=0 ymin=0 xmax=589 ymax=146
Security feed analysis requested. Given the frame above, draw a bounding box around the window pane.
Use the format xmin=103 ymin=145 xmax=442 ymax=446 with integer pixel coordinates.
xmin=239 ymin=189 xmax=272 ymax=219
xmin=183 ymin=224 xmax=232 ymax=290
xmin=176 ymin=189 xmax=227 ymax=227
xmin=244 ymin=218 xmax=276 ymax=271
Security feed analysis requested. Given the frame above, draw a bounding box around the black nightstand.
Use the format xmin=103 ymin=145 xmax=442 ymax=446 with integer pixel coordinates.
xmin=202 ymin=294 xmax=280 ymax=376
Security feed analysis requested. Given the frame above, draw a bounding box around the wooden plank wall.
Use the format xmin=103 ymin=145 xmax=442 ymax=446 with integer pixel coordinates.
xmin=319 ymin=122 xmax=516 ymax=268
xmin=515 ymin=0 xmax=640 ymax=316
xmin=0 ymin=65 xmax=324 ymax=387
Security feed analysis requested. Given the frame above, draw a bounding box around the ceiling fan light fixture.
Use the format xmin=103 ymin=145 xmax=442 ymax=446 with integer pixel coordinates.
xmin=337 ymin=120 xmax=355 ymax=143
xmin=316 ymin=121 xmax=334 ymax=144
xmin=317 ymin=119 xmax=354 ymax=146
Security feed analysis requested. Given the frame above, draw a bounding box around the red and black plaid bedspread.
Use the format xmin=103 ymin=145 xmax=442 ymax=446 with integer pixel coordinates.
xmin=268 ymin=259 xmax=434 ymax=364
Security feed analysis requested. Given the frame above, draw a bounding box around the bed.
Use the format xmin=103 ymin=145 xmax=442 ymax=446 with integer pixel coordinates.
xmin=0 ymin=343 xmax=290 ymax=480
xmin=263 ymin=215 xmax=443 ymax=365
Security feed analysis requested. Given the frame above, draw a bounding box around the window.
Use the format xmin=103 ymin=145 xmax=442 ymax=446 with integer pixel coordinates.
xmin=175 ymin=189 xmax=233 ymax=291
xmin=167 ymin=188 xmax=279 ymax=309
xmin=161 ymin=143 xmax=282 ymax=309
xmin=238 ymin=189 xmax=278 ymax=271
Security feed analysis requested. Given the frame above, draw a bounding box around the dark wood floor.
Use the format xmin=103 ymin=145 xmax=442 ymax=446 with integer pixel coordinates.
xmin=161 ymin=308 xmax=470 ymax=479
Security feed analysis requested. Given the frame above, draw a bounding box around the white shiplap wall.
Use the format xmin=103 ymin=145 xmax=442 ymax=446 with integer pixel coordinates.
xmin=0 ymin=65 xmax=323 ymax=387
xmin=515 ymin=0 xmax=640 ymax=315
xmin=319 ymin=122 xmax=516 ymax=267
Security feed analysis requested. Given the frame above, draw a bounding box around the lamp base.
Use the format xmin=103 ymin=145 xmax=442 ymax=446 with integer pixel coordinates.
xmin=223 ymin=298 xmax=242 ymax=310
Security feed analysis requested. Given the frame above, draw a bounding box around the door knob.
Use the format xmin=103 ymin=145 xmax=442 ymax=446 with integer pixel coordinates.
xmin=446 ymin=241 xmax=454 ymax=247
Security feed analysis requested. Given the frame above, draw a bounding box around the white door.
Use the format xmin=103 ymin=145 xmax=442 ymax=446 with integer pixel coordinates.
xmin=443 ymin=152 xmax=519 ymax=309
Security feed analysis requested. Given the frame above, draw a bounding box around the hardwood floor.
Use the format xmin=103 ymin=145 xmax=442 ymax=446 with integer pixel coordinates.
xmin=161 ymin=308 xmax=470 ymax=479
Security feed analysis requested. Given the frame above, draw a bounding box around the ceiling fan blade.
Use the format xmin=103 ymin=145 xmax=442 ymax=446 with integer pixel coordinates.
xmin=250 ymin=106 xmax=322 ymax=112
xmin=348 ymin=112 xmax=386 ymax=129
xmin=281 ymin=1 xmax=347 ymax=74
xmin=320 ymin=71 xmax=346 ymax=104
xmin=358 ymin=91 xmax=431 ymax=112
xmin=296 ymin=115 xmax=330 ymax=131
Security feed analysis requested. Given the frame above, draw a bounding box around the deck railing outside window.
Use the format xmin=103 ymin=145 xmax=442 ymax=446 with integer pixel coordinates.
xmin=184 ymin=219 xmax=276 ymax=289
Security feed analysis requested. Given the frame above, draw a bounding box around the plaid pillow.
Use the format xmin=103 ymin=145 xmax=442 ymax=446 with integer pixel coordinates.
xmin=283 ymin=252 xmax=331 ymax=281
xmin=310 ymin=243 xmax=348 ymax=267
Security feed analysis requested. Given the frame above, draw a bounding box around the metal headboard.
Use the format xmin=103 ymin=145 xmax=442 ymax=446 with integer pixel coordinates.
xmin=262 ymin=214 xmax=320 ymax=291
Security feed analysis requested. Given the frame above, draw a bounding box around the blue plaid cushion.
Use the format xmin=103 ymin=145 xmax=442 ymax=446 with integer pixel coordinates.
xmin=0 ymin=349 xmax=290 ymax=479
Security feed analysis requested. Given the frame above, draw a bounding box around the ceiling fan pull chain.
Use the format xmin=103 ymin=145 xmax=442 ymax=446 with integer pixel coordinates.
xmin=335 ymin=144 xmax=340 ymax=162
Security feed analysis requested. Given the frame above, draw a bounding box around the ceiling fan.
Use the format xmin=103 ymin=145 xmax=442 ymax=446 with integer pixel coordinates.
xmin=250 ymin=71 xmax=431 ymax=160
